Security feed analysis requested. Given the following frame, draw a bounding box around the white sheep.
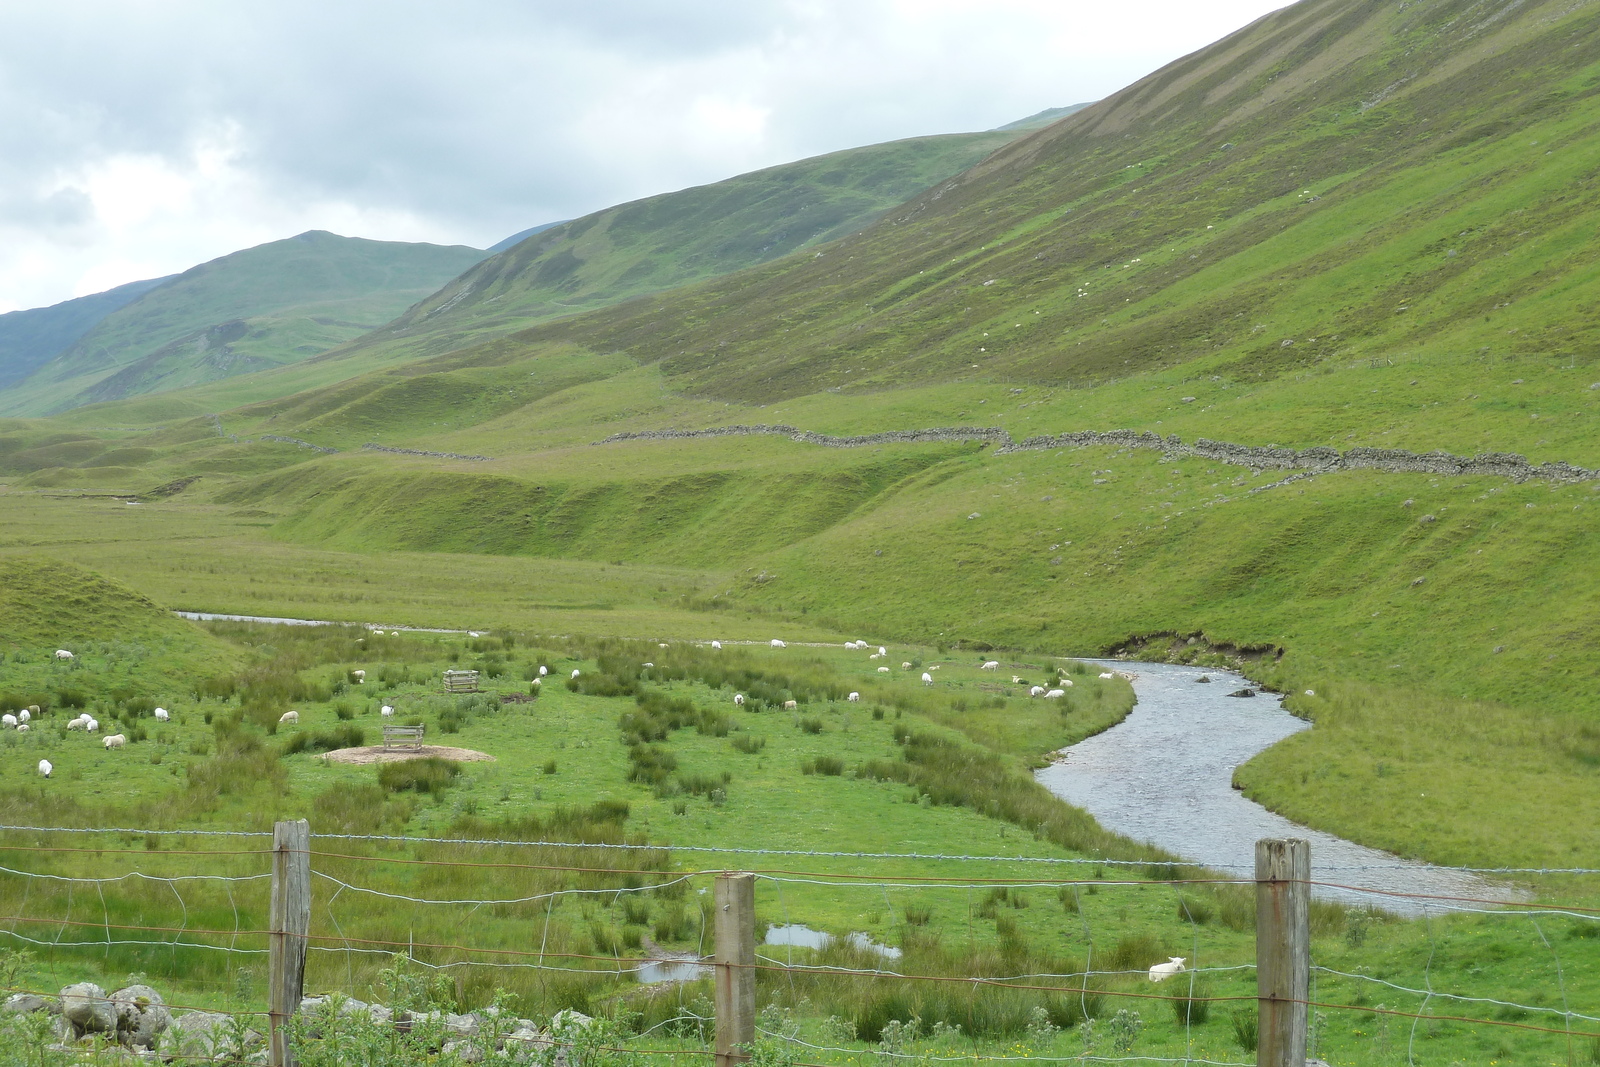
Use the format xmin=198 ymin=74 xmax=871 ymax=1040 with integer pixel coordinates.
xmin=18 ymin=709 xmax=30 ymax=724
xmin=1012 ymin=675 xmax=1023 ymax=684
xmin=869 ymin=653 xmax=881 ymax=660
xmin=1030 ymin=686 xmax=1045 ymax=697
xmin=878 ymin=647 xmax=887 ymax=656
xmin=980 ymin=661 xmax=999 ymax=671
xmin=570 ymin=669 xmax=581 ymax=679
xmin=711 ymin=641 xmax=722 ymax=650
xmin=848 ymin=692 xmax=860 ymax=702
xmin=1099 ymin=672 xmax=1115 ymax=680
xmin=1045 ymin=689 xmax=1066 ymax=699
xmin=38 ymin=759 xmax=51 ymax=778
xmin=279 ymin=710 xmax=299 ymax=724
xmin=153 ymin=707 xmax=169 ymax=721
xmin=783 ymin=699 xmax=798 ymax=710
xmin=921 ymin=673 xmax=933 ymax=686
xmin=733 ymin=694 xmax=745 ymax=706
xmin=468 ymin=631 xmax=480 ymax=637
xmin=877 ymin=666 xmax=890 ymax=673
xmin=539 ymin=665 xmax=548 ymax=676
xmin=54 ymin=649 xmax=74 ymax=661
xmin=103 ymin=734 xmax=127 ymax=749
xmin=659 ymin=643 xmax=668 ymax=649
xmin=902 ymin=661 xmax=912 ymax=670
xmin=352 ymin=670 xmax=365 ymax=684
xmin=381 ymin=705 xmax=395 ymax=718
xmin=16 ymin=724 xmax=27 ymax=733
xmin=66 ymin=716 xmax=86 ymax=731
xmin=1148 ymin=957 xmax=1187 ymax=982
xmin=1305 ymin=689 xmax=1316 ymax=696
xmin=1061 ymin=679 xmax=1074 ymax=687
xmin=1 ymin=714 xmax=15 ymax=728
xmin=771 ymin=639 xmax=787 ymax=648
xmin=84 ymin=718 xmax=99 ymax=732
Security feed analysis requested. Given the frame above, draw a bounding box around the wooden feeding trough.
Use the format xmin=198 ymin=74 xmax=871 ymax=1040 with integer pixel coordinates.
xmin=443 ymin=669 xmax=480 ymax=693
xmin=381 ymin=724 xmax=426 ymax=751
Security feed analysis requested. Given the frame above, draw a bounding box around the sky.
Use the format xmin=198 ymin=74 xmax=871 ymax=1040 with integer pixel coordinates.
xmin=0 ymin=0 xmax=1289 ymax=313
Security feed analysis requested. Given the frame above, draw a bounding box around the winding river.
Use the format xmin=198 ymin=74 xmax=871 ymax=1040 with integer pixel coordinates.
xmin=1035 ymin=661 xmax=1515 ymax=915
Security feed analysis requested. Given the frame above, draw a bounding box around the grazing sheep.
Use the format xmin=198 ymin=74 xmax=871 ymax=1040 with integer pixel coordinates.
xmin=921 ymin=673 xmax=933 ymax=686
xmin=468 ymin=632 xmax=480 ymax=638
xmin=869 ymin=653 xmax=881 ymax=660
xmin=902 ymin=661 xmax=912 ymax=670
xmin=153 ymin=708 xmax=169 ymax=722
xmin=980 ymin=661 xmax=1000 ymax=671
xmin=538 ymin=665 xmax=548 ymax=676
xmin=103 ymin=734 xmax=127 ymax=749
xmin=1 ymin=714 xmax=15 ymax=728
xmin=848 ymin=692 xmax=860 ymax=702
xmin=55 ymin=649 xmax=74 ymax=661
xmin=733 ymin=694 xmax=745 ymax=706
xmin=1044 ymin=689 xmax=1066 ymax=699
xmin=66 ymin=716 xmax=86 ymax=731
xmin=570 ymin=669 xmax=581 ymax=679
xmin=352 ymin=670 xmax=365 ymax=684
xmin=1098 ymin=672 xmax=1115 ymax=680
xmin=878 ymin=647 xmax=887 ymax=656
xmin=18 ymin=709 xmax=30 ymax=724
xmin=877 ymin=666 xmax=890 ymax=673
xmin=1305 ymin=689 xmax=1316 ymax=696
xmin=38 ymin=760 xmax=51 ymax=779
xmin=1012 ymin=675 xmax=1023 ymax=684
xmin=771 ymin=639 xmax=787 ymax=648
xmin=84 ymin=718 xmax=99 ymax=732
xmin=643 ymin=662 xmax=653 ymax=668
xmin=1029 ymin=686 xmax=1045 ymax=697
xmin=15 ymin=724 xmax=27 ymax=733
xmin=659 ymin=643 xmax=668 ymax=649
xmin=783 ymin=700 xmax=798 ymax=710
xmin=1061 ymin=679 xmax=1074 ymax=687
xmin=381 ymin=706 xmax=395 ymax=718
xmin=530 ymin=678 xmax=541 ymax=687
xmin=1148 ymin=958 xmax=1187 ymax=982
xmin=711 ymin=641 xmax=723 ymax=650
xmin=279 ymin=711 xmax=299 ymax=724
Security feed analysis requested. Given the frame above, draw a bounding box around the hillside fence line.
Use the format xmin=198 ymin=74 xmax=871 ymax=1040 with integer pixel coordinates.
xmin=594 ymin=425 xmax=1600 ymax=486
xmin=0 ymin=825 xmax=1595 ymax=1067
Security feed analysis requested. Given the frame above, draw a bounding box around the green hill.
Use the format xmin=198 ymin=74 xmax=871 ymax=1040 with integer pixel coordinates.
xmin=312 ymin=129 xmax=1032 ymax=370
xmin=0 ymin=276 xmax=173 ymax=389
xmin=0 ymin=231 xmax=487 ymax=417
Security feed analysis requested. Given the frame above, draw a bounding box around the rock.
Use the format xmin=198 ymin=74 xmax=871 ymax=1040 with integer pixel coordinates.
xmin=111 ymin=985 xmax=170 ymax=1049
xmin=550 ymin=1008 xmax=593 ymax=1032
xmin=444 ymin=1038 xmax=486 ymax=1063
xmin=367 ymin=1003 xmax=394 ymax=1026
xmin=60 ymin=982 xmax=117 ymax=1035
xmin=164 ymin=1011 xmax=234 ymax=1058
xmin=1194 ymin=675 xmax=1210 ymax=683
xmin=1227 ymin=688 xmax=1256 ymax=698
xmin=446 ymin=1011 xmax=481 ymax=1037
xmin=2 ymin=992 xmax=55 ymax=1015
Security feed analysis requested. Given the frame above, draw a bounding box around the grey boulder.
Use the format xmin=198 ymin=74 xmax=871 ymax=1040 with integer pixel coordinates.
xmin=111 ymin=984 xmax=171 ymax=1049
xmin=60 ymin=982 xmax=117 ymax=1034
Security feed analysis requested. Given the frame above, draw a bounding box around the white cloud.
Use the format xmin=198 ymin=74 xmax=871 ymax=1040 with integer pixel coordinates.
xmin=0 ymin=0 xmax=1289 ymax=312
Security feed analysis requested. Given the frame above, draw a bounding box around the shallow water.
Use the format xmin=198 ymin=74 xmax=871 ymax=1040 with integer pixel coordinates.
xmin=765 ymin=924 xmax=902 ymax=959
xmin=1034 ymin=661 xmax=1514 ymax=915
xmin=174 ymin=611 xmax=476 ymax=634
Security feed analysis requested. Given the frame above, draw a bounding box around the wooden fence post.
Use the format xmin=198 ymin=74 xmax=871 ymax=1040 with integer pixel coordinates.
xmin=269 ymin=819 xmax=311 ymax=1067
xmin=1256 ymin=838 xmax=1310 ymax=1067
xmin=714 ymin=872 xmax=756 ymax=1067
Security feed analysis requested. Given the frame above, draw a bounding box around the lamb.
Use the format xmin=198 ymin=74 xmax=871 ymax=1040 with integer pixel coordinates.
xmin=538 ymin=665 xmax=548 ymax=676
xmin=153 ymin=708 xmax=169 ymax=721
xmin=711 ymin=641 xmax=723 ymax=650
xmin=980 ymin=661 xmax=1000 ymax=671
xmin=1030 ymin=686 xmax=1045 ymax=697
xmin=733 ymin=694 xmax=745 ymax=706
xmin=877 ymin=666 xmax=890 ymax=673
xmin=18 ymin=709 xmax=30 ymax=724
xmin=352 ymin=670 xmax=365 ymax=684
xmin=1012 ymin=675 xmax=1023 ymax=684
xmin=66 ymin=716 xmax=86 ymax=731
xmin=103 ymin=734 xmax=127 ymax=749
xmin=921 ymin=673 xmax=933 ymax=686
xmin=902 ymin=661 xmax=912 ymax=669
xmin=16 ymin=724 xmax=27 ymax=732
xmin=848 ymin=692 xmax=860 ymax=702
xmin=1 ymin=714 xmax=15 ymax=728
xmin=771 ymin=639 xmax=787 ymax=648
xmin=54 ymin=649 xmax=74 ymax=660
xmin=869 ymin=653 xmax=881 ymax=660
xmin=878 ymin=647 xmax=887 ymax=656
xmin=1099 ymin=672 xmax=1115 ymax=680
xmin=279 ymin=711 xmax=299 ymax=724
xmin=1044 ymin=689 xmax=1066 ymax=699
xmin=1060 ymin=679 xmax=1074 ymax=687
xmin=381 ymin=706 xmax=395 ymax=718
xmin=783 ymin=700 xmax=798 ymax=710
xmin=84 ymin=718 xmax=99 ymax=732
xmin=38 ymin=760 xmax=51 ymax=779
xmin=1148 ymin=957 xmax=1187 ymax=982
xmin=570 ymin=669 xmax=581 ymax=679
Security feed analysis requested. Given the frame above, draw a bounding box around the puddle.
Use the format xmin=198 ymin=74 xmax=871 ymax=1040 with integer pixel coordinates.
xmin=1035 ymin=661 xmax=1517 ymax=915
xmin=765 ymin=924 xmax=901 ymax=959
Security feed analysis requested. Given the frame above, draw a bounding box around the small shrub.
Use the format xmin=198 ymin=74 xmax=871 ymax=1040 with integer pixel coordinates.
xmin=542 ymin=759 xmax=558 ymax=775
xmin=731 ymin=734 xmax=766 ymax=754
xmin=1105 ymin=933 xmax=1163 ymax=974
xmin=1058 ymin=886 xmax=1080 ymax=913
xmin=904 ymin=905 xmax=931 ymax=926
xmin=799 ymin=717 xmax=823 ymax=734
xmin=1170 ymin=985 xmax=1211 ymax=1026
xmin=872 ymin=707 xmax=884 ymax=720
xmin=1231 ymin=1010 xmax=1258 ymax=1052
xmin=1176 ymin=896 xmax=1213 ymax=925
xmin=802 ymin=756 xmax=844 ymax=776
xmin=378 ymin=757 xmax=462 ymax=796
xmin=332 ymin=701 xmax=354 ymax=721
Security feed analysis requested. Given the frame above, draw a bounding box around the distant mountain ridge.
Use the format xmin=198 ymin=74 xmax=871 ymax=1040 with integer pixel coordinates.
xmin=0 ymin=276 xmax=172 ymax=389
xmin=0 ymin=231 xmax=487 ymax=416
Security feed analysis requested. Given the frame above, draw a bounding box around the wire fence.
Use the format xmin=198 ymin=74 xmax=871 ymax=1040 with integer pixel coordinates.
xmin=0 ymin=824 xmax=1595 ymax=1067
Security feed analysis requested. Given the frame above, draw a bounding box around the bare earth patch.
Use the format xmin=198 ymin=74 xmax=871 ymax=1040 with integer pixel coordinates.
xmin=321 ymin=745 xmax=496 ymax=765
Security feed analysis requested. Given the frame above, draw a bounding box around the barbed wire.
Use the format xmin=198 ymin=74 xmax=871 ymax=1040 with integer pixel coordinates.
xmin=1314 ymin=965 xmax=1600 ymax=1024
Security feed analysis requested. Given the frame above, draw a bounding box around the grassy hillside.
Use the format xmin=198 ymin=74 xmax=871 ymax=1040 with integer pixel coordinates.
xmin=0 ymin=231 xmax=487 ymax=416
xmin=315 ymin=130 xmax=1029 ymax=370
xmin=0 ymin=276 xmax=172 ymax=389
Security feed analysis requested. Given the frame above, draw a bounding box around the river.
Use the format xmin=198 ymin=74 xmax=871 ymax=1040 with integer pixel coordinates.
xmin=1034 ymin=661 xmax=1516 ymax=915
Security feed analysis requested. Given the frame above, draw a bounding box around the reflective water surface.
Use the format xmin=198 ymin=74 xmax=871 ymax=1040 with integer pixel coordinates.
xmin=1035 ymin=661 xmax=1515 ymax=914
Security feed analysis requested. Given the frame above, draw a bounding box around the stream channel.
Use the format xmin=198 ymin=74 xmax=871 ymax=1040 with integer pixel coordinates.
xmin=1034 ymin=661 xmax=1515 ymax=916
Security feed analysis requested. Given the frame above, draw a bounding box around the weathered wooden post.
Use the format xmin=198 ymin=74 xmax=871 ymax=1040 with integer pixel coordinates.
xmin=1256 ymin=838 xmax=1310 ymax=1067
xmin=269 ymin=819 xmax=312 ymax=1067
xmin=714 ymin=872 xmax=756 ymax=1067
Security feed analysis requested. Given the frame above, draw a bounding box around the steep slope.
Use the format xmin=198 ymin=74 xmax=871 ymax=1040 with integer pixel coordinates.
xmin=482 ymin=0 xmax=1600 ymax=403
xmin=0 ymin=231 xmax=487 ymax=416
xmin=0 ymin=276 xmax=172 ymax=389
xmin=487 ymin=220 xmax=570 ymax=253
xmin=993 ymin=103 xmax=1092 ymax=131
xmin=318 ymin=129 xmax=1029 ymax=369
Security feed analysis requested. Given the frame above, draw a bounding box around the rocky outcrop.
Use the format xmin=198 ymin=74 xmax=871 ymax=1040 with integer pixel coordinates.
xmin=596 ymin=424 xmax=1600 ymax=486
xmin=261 ymin=435 xmax=339 ymax=454
xmin=362 ymin=443 xmax=494 ymax=461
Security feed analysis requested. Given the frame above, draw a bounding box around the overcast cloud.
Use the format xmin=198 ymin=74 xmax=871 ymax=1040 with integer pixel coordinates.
xmin=0 ymin=0 xmax=1287 ymax=312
